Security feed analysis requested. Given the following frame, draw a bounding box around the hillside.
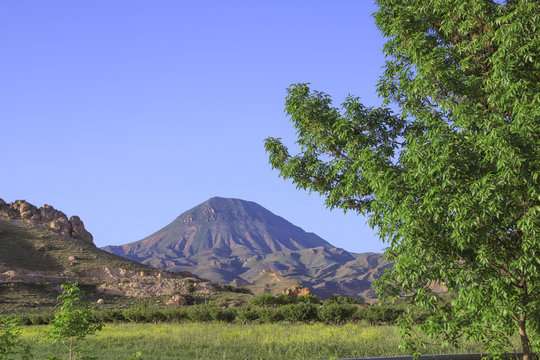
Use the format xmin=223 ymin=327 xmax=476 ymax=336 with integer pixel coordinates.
xmin=103 ymin=197 xmax=390 ymax=300
xmin=0 ymin=199 xmax=233 ymax=312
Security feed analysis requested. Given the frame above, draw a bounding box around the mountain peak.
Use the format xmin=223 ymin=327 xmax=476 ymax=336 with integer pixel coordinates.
xmin=106 ymin=197 xmax=333 ymax=260
xmin=178 ymin=197 xmax=276 ymax=224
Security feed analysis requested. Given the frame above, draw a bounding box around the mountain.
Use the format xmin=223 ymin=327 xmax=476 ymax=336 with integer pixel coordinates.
xmin=0 ymin=199 xmax=230 ymax=311
xmin=103 ymin=197 xmax=389 ymax=300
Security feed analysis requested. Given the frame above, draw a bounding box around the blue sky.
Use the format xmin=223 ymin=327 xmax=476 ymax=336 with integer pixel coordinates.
xmin=1 ymin=1 xmax=389 ymax=253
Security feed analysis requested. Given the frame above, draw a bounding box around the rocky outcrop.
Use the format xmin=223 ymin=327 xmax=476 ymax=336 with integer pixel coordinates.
xmin=166 ymin=294 xmax=189 ymax=306
xmin=0 ymin=198 xmax=94 ymax=245
xmin=282 ymin=285 xmax=313 ymax=297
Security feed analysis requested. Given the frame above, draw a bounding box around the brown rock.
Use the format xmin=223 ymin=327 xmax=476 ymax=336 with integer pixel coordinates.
xmin=39 ymin=204 xmax=65 ymax=222
xmin=0 ymin=199 xmax=95 ymax=246
xmin=283 ymin=286 xmax=312 ymax=298
xmin=12 ymin=200 xmax=38 ymax=220
xmin=69 ymin=216 xmax=94 ymax=245
xmin=166 ymin=294 xmax=188 ymax=306
xmin=96 ymin=299 xmax=104 ymax=305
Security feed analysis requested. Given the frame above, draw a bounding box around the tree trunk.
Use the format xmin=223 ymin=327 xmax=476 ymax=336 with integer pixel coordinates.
xmin=519 ymin=315 xmax=534 ymax=360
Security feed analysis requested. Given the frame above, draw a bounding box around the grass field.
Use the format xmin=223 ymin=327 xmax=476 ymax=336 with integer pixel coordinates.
xmin=19 ymin=322 xmax=489 ymax=360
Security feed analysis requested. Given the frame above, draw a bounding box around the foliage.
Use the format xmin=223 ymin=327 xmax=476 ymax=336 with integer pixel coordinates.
xmin=358 ymin=304 xmax=406 ymax=326
xmin=322 ymin=296 xmax=363 ymax=305
xmin=0 ymin=318 xmax=31 ymax=360
xmin=297 ymin=294 xmax=321 ymax=305
xmin=274 ymin=293 xmax=294 ymax=305
xmin=256 ymin=307 xmax=285 ymax=323
xmin=236 ymin=306 xmax=260 ymax=323
xmin=249 ymin=294 xmax=278 ymax=307
xmin=281 ymin=303 xmax=318 ymax=323
xmin=48 ymin=282 xmax=103 ymax=360
xmin=186 ymin=303 xmax=214 ymax=322
xmin=208 ymin=306 xmax=237 ymax=323
xmin=265 ymin=0 xmax=539 ymax=358
xmin=318 ymin=304 xmax=358 ymax=325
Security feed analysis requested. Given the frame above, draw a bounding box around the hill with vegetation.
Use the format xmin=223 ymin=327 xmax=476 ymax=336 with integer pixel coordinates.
xmin=0 ymin=198 xmax=234 ymax=312
xmin=103 ymin=197 xmax=390 ymax=300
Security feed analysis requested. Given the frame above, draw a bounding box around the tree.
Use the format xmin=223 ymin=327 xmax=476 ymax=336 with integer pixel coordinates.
xmin=264 ymin=0 xmax=539 ymax=358
xmin=0 ymin=318 xmax=31 ymax=360
xmin=48 ymin=283 xmax=103 ymax=360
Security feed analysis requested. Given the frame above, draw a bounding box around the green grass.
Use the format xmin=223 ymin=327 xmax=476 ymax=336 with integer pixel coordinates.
xmin=18 ymin=323 xmax=489 ymax=360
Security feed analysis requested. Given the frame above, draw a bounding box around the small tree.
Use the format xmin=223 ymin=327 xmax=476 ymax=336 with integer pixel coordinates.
xmin=0 ymin=318 xmax=31 ymax=360
xmin=48 ymin=283 xmax=103 ymax=360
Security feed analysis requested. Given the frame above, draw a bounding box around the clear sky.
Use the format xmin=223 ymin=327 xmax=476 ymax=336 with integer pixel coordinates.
xmin=1 ymin=1 xmax=389 ymax=253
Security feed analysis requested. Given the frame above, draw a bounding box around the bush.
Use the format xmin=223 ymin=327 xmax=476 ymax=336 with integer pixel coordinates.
xmin=187 ymin=304 xmax=214 ymax=322
xmin=256 ymin=307 xmax=284 ymax=323
xmin=0 ymin=318 xmax=31 ymax=360
xmin=318 ymin=303 xmax=357 ymax=324
xmin=236 ymin=306 xmax=259 ymax=323
xmin=162 ymin=308 xmax=189 ymax=323
xmin=274 ymin=294 xmax=294 ymax=305
xmin=297 ymin=294 xmax=321 ymax=305
xmin=249 ymin=294 xmax=277 ymax=307
xmin=209 ymin=307 xmax=236 ymax=323
xmin=124 ymin=306 xmax=151 ymax=323
xmin=323 ymin=296 xmax=363 ymax=306
xmin=10 ymin=313 xmax=54 ymax=326
xmin=184 ymin=279 xmax=196 ymax=293
xmin=95 ymin=309 xmax=125 ymax=323
xmin=281 ymin=303 xmax=318 ymax=323
xmin=363 ymin=304 xmax=405 ymax=325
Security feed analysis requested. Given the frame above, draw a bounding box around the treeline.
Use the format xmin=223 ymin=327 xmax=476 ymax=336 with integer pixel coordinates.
xmin=4 ymin=294 xmax=431 ymax=326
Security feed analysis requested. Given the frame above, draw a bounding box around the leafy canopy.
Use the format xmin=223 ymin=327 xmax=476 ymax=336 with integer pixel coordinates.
xmin=265 ymin=0 xmax=539 ymax=358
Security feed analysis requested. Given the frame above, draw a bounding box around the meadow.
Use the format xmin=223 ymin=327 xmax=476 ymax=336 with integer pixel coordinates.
xmin=18 ymin=322 xmax=489 ymax=360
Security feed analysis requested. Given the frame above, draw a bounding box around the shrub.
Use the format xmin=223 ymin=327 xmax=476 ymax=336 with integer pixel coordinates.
xmin=48 ymin=282 xmax=103 ymax=360
xmin=363 ymin=304 xmax=405 ymax=325
xmin=0 ymin=318 xmax=31 ymax=360
xmin=236 ymin=306 xmax=259 ymax=323
xmin=297 ymin=294 xmax=321 ymax=305
xmin=184 ymin=279 xmax=195 ymax=293
xmin=274 ymin=294 xmax=294 ymax=305
xmin=256 ymin=307 xmax=284 ymax=323
xmin=323 ymin=296 xmax=363 ymax=306
xmin=162 ymin=308 xmax=189 ymax=323
xmin=249 ymin=294 xmax=277 ymax=307
xmin=123 ymin=305 xmax=151 ymax=323
xmin=209 ymin=307 xmax=236 ymax=323
xmin=95 ymin=309 xmax=125 ymax=323
xmin=281 ymin=303 xmax=318 ymax=323
xmin=318 ymin=303 xmax=357 ymax=324
xmin=187 ymin=304 xmax=213 ymax=322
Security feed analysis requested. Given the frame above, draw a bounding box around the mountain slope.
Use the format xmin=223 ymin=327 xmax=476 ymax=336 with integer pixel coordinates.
xmin=0 ymin=199 xmax=230 ymax=311
xmin=103 ymin=197 xmax=389 ymax=300
xmin=105 ymin=197 xmax=333 ymax=260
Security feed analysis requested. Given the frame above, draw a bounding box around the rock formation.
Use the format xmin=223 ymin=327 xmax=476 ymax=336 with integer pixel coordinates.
xmin=0 ymin=198 xmax=94 ymax=245
xmin=282 ymin=285 xmax=313 ymax=298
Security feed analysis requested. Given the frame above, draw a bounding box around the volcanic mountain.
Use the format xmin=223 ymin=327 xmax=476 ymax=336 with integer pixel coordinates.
xmin=103 ymin=197 xmax=389 ymax=300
